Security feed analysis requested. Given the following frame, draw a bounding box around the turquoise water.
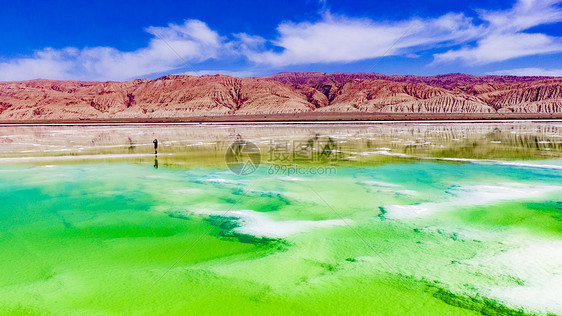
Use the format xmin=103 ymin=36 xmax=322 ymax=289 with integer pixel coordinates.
xmin=0 ymin=123 xmax=561 ymax=315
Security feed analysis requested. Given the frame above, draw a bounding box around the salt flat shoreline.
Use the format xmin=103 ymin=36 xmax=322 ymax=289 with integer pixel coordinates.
xmin=2 ymin=119 xmax=562 ymax=127
xmin=1 ymin=112 xmax=562 ymax=125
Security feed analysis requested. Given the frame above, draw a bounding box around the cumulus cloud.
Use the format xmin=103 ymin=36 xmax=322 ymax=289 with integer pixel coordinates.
xmin=0 ymin=20 xmax=225 ymax=81
xmin=240 ymin=0 xmax=562 ymax=67
xmin=1 ymin=0 xmax=561 ymax=81
xmin=434 ymin=0 xmax=562 ymax=64
xmin=241 ymin=12 xmax=482 ymax=67
xmin=488 ymin=67 xmax=562 ymax=76
xmin=435 ymin=33 xmax=562 ymax=64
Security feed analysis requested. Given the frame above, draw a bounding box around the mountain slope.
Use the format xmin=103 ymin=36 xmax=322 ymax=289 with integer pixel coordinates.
xmin=0 ymin=72 xmax=561 ymax=121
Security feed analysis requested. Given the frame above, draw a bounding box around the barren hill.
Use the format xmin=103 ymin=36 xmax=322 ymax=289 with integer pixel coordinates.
xmin=0 ymin=72 xmax=561 ymax=121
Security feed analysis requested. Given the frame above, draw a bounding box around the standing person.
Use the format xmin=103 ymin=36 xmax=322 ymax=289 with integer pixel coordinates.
xmin=153 ymin=139 xmax=158 ymax=154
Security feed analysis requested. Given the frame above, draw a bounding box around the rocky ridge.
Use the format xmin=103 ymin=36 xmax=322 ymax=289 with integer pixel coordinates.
xmin=0 ymin=72 xmax=561 ymax=120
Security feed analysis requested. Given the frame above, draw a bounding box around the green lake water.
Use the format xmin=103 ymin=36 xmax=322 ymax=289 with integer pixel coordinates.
xmin=0 ymin=122 xmax=561 ymax=315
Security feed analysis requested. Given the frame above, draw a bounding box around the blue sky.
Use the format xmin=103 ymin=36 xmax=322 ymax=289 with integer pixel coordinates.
xmin=0 ymin=0 xmax=561 ymax=81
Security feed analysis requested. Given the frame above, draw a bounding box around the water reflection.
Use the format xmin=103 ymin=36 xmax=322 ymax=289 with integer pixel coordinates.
xmin=128 ymin=137 xmax=135 ymax=153
xmin=0 ymin=122 xmax=560 ymax=167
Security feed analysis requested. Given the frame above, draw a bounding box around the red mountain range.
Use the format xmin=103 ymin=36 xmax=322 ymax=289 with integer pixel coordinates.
xmin=0 ymin=72 xmax=561 ymax=121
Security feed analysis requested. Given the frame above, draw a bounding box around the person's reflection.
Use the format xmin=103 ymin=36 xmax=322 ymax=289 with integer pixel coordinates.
xmin=128 ymin=137 xmax=135 ymax=153
xmin=153 ymin=154 xmax=158 ymax=169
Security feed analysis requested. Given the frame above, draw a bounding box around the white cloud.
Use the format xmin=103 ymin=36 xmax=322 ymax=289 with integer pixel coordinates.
xmin=241 ymin=0 xmax=562 ymax=67
xmin=434 ymin=0 xmax=562 ymax=65
xmin=0 ymin=20 xmax=225 ymax=81
xmin=435 ymin=33 xmax=562 ymax=64
xmin=479 ymin=0 xmax=562 ymax=32
xmin=1 ymin=0 xmax=561 ymax=81
xmin=242 ymin=12 xmax=482 ymax=67
xmin=488 ymin=67 xmax=562 ymax=76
